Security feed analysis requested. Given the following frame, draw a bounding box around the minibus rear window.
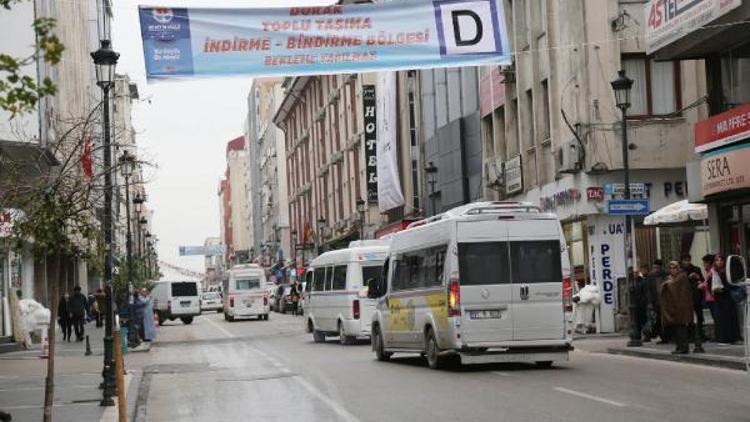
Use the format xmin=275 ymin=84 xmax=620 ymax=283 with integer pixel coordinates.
xmin=510 ymin=241 xmax=562 ymax=284
xmin=235 ymin=278 xmax=261 ymax=290
xmin=362 ymin=265 xmax=384 ymax=290
xmin=458 ymin=242 xmax=510 ymax=286
xmin=171 ymin=282 xmax=198 ymax=297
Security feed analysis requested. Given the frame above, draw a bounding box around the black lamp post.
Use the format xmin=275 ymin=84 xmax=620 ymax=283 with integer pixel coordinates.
xmin=291 ymin=229 xmax=298 ymax=278
xmin=318 ymin=217 xmax=326 ymax=254
xmin=425 ymin=162 xmax=438 ymax=216
xmin=91 ymin=38 xmax=119 ymax=407
xmin=133 ymin=193 xmax=144 ymax=257
xmin=118 ymin=150 xmax=138 ymax=347
xmin=611 ymin=70 xmax=641 ymax=347
xmin=356 ymin=199 xmax=366 ymax=240
xmin=144 ymin=231 xmax=152 ymax=279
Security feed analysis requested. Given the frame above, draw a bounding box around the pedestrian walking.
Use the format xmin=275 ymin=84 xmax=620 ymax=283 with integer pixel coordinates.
xmin=86 ymin=293 xmax=98 ymax=323
xmin=659 ymin=261 xmax=696 ymax=354
xmin=645 ymin=260 xmax=666 ymax=342
xmin=141 ymin=288 xmax=156 ymax=342
xmin=69 ymin=286 xmax=87 ymax=342
xmin=57 ymin=293 xmax=72 ymax=342
xmin=680 ymin=253 xmax=705 ymax=345
xmin=634 ymin=265 xmax=650 ymax=341
xmin=572 ymin=282 xmax=600 ymax=334
xmin=698 ymin=254 xmax=718 ymax=341
xmin=711 ymin=254 xmax=742 ymax=344
xmin=290 ymin=283 xmax=300 ymax=316
xmin=95 ymin=288 xmax=105 ymax=328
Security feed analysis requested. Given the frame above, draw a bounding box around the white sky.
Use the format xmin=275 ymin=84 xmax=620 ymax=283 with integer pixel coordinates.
xmin=112 ymin=0 xmax=326 ymax=272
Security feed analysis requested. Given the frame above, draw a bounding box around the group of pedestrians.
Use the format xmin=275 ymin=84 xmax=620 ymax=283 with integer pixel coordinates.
xmin=635 ymin=253 xmax=745 ymax=354
xmin=57 ymin=286 xmax=103 ymax=342
xmin=122 ymin=288 xmax=157 ymax=346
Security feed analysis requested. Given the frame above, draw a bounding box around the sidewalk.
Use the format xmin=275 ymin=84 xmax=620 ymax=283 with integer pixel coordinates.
xmin=0 ymin=321 xmax=140 ymax=421
xmin=607 ymin=338 xmax=748 ymax=370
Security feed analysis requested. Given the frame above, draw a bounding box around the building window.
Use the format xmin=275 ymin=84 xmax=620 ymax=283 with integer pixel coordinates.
xmin=541 ymin=79 xmax=551 ymax=141
xmin=622 ymin=55 xmax=681 ymax=116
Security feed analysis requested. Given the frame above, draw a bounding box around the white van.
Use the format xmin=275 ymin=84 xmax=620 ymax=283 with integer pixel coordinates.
xmin=369 ymin=202 xmax=573 ymax=369
xmin=152 ymin=280 xmax=201 ymax=325
xmin=223 ymin=264 xmax=270 ymax=321
xmin=306 ymin=241 xmax=389 ymax=345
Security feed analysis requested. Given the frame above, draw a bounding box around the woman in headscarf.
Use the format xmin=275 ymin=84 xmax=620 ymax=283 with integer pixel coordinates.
xmin=711 ymin=254 xmax=741 ymax=344
xmin=141 ymin=288 xmax=156 ymax=342
xmin=659 ymin=261 xmax=695 ymax=354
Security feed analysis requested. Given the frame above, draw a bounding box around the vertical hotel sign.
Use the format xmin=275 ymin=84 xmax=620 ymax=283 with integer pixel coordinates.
xmin=645 ymin=0 xmax=741 ymax=54
xmin=363 ymin=85 xmax=378 ymax=204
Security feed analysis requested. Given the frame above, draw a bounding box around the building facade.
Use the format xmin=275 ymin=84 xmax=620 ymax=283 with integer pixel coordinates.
xmin=650 ymin=1 xmax=750 ymax=265
xmin=477 ymin=0 xmax=708 ymax=332
xmin=220 ymin=136 xmax=251 ymax=264
xmin=273 ymin=74 xmax=381 ymax=267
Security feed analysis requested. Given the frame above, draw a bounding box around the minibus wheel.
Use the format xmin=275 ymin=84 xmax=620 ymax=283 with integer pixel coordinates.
xmin=313 ymin=330 xmax=326 ymax=343
xmin=339 ymin=322 xmax=355 ymax=346
xmin=373 ymin=327 xmax=391 ymax=362
xmin=425 ymin=329 xmax=444 ymax=369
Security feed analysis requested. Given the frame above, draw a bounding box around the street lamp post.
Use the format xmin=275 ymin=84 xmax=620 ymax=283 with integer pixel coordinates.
xmin=91 ymin=39 xmax=119 ymax=407
xmin=611 ymin=70 xmax=641 ymax=347
xmin=144 ymin=231 xmax=152 ymax=280
xmin=291 ymin=229 xmax=298 ymax=279
xmin=356 ymin=199 xmax=366 ymax=240
xmin=133 ymin=193 xmax=144 ymax=258
xmin=425 ymin=162 xmax=438 ymax=216
xmin=118 ymin=151 xmax=138 ymax=347
xmin=318 ymin=217 xmax=326 ymax=255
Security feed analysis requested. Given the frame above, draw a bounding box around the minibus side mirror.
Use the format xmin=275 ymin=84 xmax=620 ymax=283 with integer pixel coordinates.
xmin=727 ymin=255 xmax=748 ymax=285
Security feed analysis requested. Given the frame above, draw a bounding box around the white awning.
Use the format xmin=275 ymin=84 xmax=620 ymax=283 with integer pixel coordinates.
xmin=643 ymin=200 xmax=708 ymax=226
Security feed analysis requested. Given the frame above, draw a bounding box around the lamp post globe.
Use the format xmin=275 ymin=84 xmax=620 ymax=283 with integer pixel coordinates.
xmin=91 ymin=40 xmax=119 ymax=89
xmin=611 ymin=69 xmax=633 ymax=112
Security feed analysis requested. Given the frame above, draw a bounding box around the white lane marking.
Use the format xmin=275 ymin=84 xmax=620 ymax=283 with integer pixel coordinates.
xmin=492 ymin=371 xmax=512 ymax=377
xmin=201 ymin=315 xmax=234 ymax=339
xmin=201 ymin=315 xmax=361 ymax=421
xmin=553 ymin=387 xmax=627 ymax=408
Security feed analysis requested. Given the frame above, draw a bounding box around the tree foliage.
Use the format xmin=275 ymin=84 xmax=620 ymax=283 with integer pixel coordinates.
xmin=0 ymin=0 xmax=65 ymax=116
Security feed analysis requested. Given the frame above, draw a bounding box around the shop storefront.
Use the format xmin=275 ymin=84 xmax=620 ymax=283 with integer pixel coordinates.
xmin=515 ymin=168 xmax=696 ymax=332
xmin=695 ymin=103 xmax=750 ymax=263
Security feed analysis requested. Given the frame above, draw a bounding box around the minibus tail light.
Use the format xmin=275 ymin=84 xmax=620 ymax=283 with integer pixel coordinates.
xmin=353 ymin=299 xmax=360 ymax=320
xmin=562 ymin=278 xmax=573 ymax=313
xmin=229 ymin=294 xmax=235 ymax=308
xmin=448 ymin=279 xmax=461 ymax=317
xmin=263 ymin=295 xmax=268 ymax=306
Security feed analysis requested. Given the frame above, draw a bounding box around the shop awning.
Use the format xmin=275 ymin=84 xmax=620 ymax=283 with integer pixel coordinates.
xmin=643 ymin=200 xmax=708 ymax=226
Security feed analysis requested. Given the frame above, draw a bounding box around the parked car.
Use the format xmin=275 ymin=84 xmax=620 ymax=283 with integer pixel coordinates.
xmin=369 ymin=201 xmax=574 ymax=369
xmin=152 ymin=280 xmax=201 ymax=325
xmin=306 ymin=241 xmax=389 ymax=345
xmin=201 ymin=292 xmax=223 ymax=313
xmin=223 ymin=264 xmax=270 ymax=321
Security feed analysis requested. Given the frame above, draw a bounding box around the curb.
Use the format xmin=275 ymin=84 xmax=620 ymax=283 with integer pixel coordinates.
xmin=607 ymin=347 xmax=748 ymax=371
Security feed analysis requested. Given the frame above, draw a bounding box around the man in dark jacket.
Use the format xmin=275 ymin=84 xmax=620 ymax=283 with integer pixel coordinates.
xmin=69 ymin=286 xmax=87 ymax=341
xmin=645 ymin=260 xmax=665 ymax=342
xmin=680 ymin=253 xmax=705 ymax=349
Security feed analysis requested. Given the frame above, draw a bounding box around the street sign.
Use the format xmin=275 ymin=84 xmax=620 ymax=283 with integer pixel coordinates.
xmin=607 ymin=199 xmax=651 ymax=216
xmin=604 ymin=183 xmax=646 ymax=196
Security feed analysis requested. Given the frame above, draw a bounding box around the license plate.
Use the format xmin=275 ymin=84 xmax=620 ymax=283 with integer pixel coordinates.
xmin=180 ymin=301 xmax=190 ymax=307
xmin=244 ymin=299 xmax=254 ymax=307
xmin=469 ymin=310 xmax=501 ymax=320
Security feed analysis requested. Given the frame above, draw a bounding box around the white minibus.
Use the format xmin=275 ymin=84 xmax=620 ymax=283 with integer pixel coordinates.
xmin=306 ymin=241 xmax=389 ymax=345
xmin=152 ymin=280 xmax=201 ymax=325
xmin=369 ymin=202 xmax=573 ymax=369
xmin=223 ymin=264 xmax=270 ymax=321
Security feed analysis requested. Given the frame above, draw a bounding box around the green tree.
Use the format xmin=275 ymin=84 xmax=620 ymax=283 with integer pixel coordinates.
xmin=0 ymin=0 xmax=64 ymax=116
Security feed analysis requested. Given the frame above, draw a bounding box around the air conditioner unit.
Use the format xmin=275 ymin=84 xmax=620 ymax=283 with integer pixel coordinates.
xmin=483 ymin=157 xmax=505 ymax=188
xmin=557 ymin=141 xmax=582 ymax=174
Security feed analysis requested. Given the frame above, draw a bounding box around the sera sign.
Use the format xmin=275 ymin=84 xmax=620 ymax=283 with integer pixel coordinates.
xmin=645 ymin=0 xmax=741 ymax=54
xmin=701 ymin=144 xmax=750 ymax=196
xmin=695 ymin=102 xmax=750 ymax=153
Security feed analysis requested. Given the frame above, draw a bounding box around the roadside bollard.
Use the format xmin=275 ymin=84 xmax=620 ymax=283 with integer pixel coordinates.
xmin=85 ymin=335 xmax=92 ymax=356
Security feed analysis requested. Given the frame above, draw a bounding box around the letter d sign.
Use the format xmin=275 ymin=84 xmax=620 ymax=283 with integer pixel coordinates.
xmin=434 ymin=0 xmax=501 ymax=56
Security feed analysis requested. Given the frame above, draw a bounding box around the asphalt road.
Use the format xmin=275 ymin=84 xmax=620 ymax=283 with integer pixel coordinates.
xmin=134 ymin=312 xmax=749 ymax=422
